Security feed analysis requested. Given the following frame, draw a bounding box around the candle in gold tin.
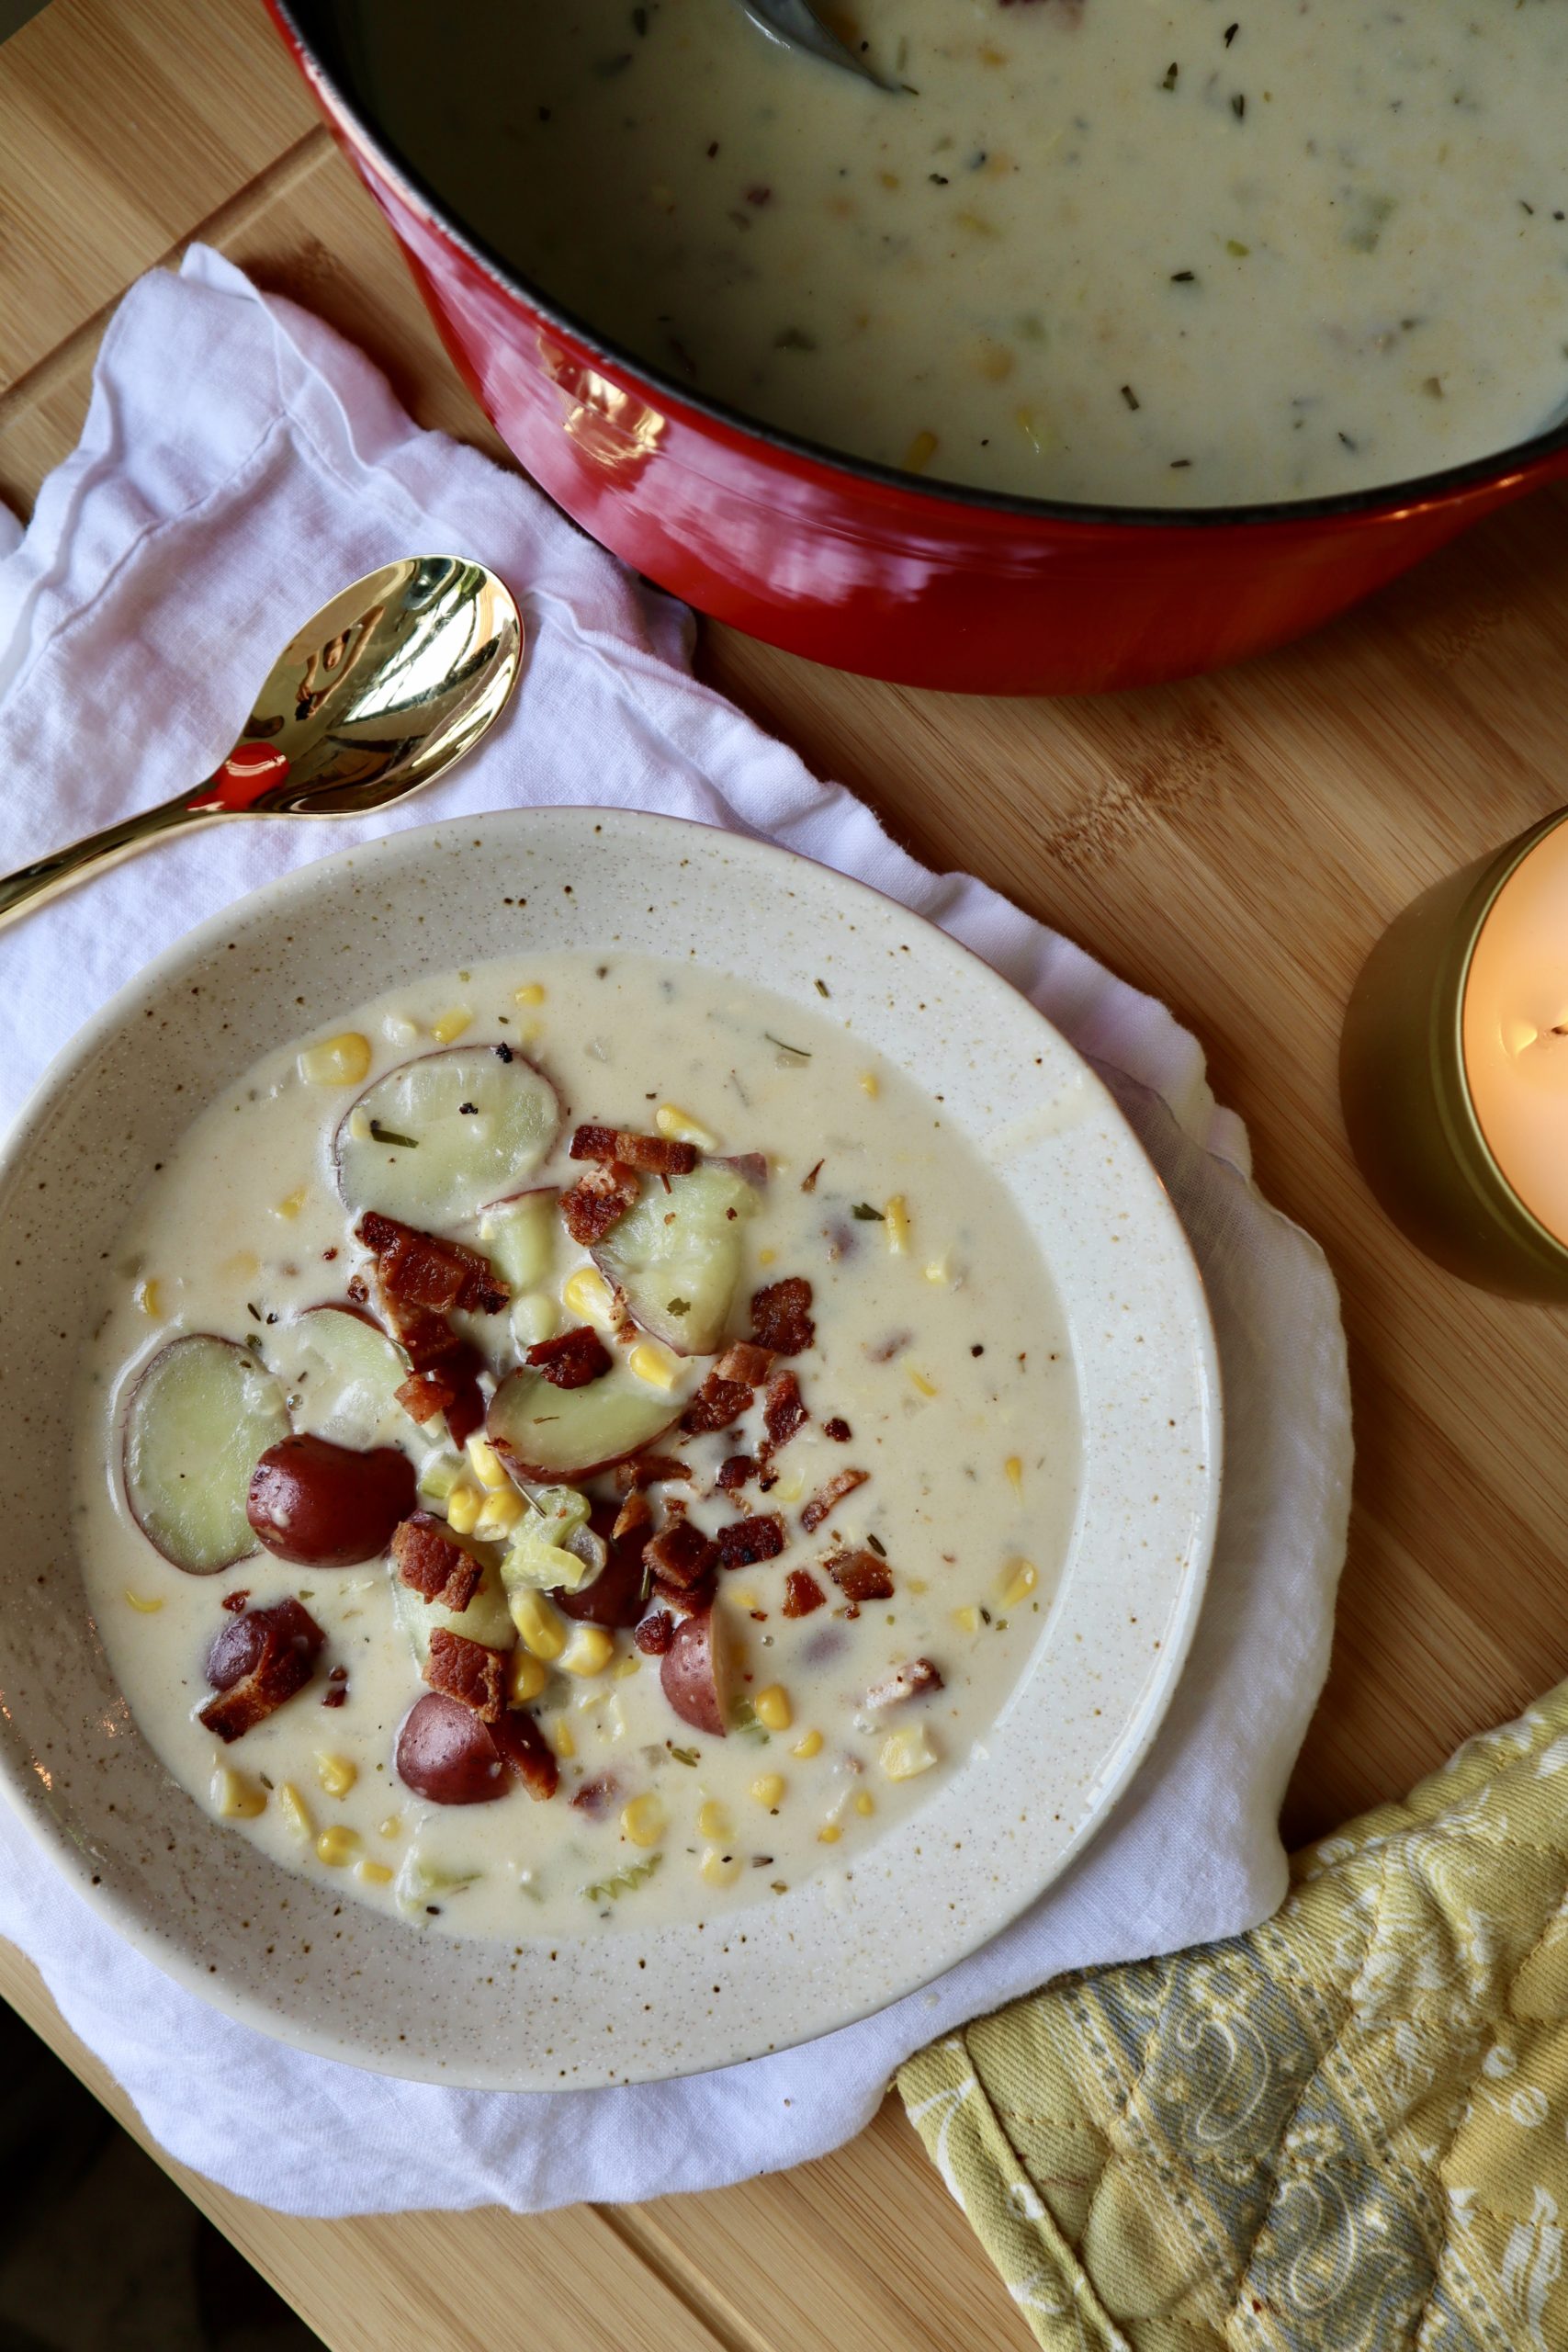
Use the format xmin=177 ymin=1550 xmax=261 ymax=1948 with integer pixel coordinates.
xmin=1341 ymin=808 xmax=1568 ymax=1299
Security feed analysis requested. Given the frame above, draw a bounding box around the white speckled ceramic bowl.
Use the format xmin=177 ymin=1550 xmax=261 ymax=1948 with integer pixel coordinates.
xmin=0 ymin=808 xmax=1219 ymax=2087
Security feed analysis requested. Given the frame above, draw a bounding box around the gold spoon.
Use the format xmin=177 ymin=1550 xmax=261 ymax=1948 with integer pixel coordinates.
xmin=0 ymin=555 xmax=523 ymax=930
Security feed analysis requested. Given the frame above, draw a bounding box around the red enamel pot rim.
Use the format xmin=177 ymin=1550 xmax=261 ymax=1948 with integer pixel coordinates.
xmin=268 ymin=0 xmax=1568 ymax=537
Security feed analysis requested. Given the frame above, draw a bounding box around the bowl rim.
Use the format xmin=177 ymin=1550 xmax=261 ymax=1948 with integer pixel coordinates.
xmin=0 ymin=806 xmax=1222 ymax=2087
xmin=271 ymin=0 xmax=1568 ymax=534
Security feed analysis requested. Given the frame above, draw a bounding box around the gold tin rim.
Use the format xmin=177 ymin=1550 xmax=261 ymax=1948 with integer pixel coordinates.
xmin=1438 ymin=805 xmax=1568 ymax=1275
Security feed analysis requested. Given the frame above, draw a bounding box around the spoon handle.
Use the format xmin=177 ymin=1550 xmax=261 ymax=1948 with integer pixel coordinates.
xmin=0 ymin=786 xmax=228 ymax=930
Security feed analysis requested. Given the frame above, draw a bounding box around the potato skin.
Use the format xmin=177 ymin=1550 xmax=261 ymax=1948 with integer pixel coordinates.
xmin=660 ymin=1609 xmax=728 ymax=1737
xmin=554 ymin=1501 xmax=649 ymax=1627
xmin=246 ymin=1433 xmax=415 ymax=1566
xmin=394 ymin=1692 xmax=511 ymax=1805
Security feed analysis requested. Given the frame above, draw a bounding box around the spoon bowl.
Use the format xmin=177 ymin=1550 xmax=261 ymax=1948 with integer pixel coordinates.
xmin=737 ymin=0 xmax=899 ymax=90
xmin=0 ymin=554 xmax=522 ymax=926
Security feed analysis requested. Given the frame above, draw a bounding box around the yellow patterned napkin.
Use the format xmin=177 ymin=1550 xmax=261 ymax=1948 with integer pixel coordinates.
xmin=900 ymin=1684 xmax=1568 ymax=2350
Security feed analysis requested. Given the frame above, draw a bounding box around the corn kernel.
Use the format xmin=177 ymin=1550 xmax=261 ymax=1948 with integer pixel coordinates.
xmin=357 ymin=1859 xmax=395 ymax=1887
xmin=315 ymin=1751 xmax=356 ymax=1800
xmin=1002 ymin=1557 xmax=1038 ymax=1607
xmin=346 ymin=1106 xmax=373 ymax=1143
xmin=509 ymin=1648 xmax=550 ymax=1703
xmin=909 ymin=1370 xmax=939 ymax=1398
xmin=627 ymin=1339 xmax=680 ymax=1392
xmin=754 ymin=1684 xmax=792 ymax=1733
xmin=124 ymin=1589 xmax=164 ymax=1614
xmin=211 ymin=1767 xmax=265 ymax=1819
xmin=315 ymin=1825 xmax=360 ymax=1868
xmin=445 ymin=1480 xmax=483 ymax=1536
xmin=614 ymin=1652 xmax=641 ymax=1680
xmin=466 ymin=1435 xmax=508 ymax=1490
xmin=884 ymin=1195 xmax=911 ymax=1255
xmin=273 ymin=1184 xmax=308 ymax=1221
xmin=655 ymin=1102 xmax=718 ymax=1150
xmin=697 ymin=1800 xmax=730 ymax=1840
xmin=298 ymin=1031 xmax=372 ymax=1087
xmin=859 ymin=1071 xmax=880 ymax=1098
xmin=378 ymin=1815 xmax=403 ymax=1840
xmin=924 ymin=1257 xmax=951 ymax=1285
xmin=751 ymin=1773 xmax=786 ymax=1807
xmin=220 ymin=1249 xmax=260 ymax=1283
xmin=134 ymin=1277 xmax=162 ymax=1318
xmin=771 ymin=1468 xmax=806 ymax=1506
xmin=853 ymin=1790 xmax=875 ymax=1817
xmin=758 ymin=1247 xmax=778 ymax=1267
xmin=791 ymin=1729 xmax=823 ymax=1759
xmin=511 ymin=1587 xmax=568 ymax=1661
xmin=729 ymin=1587 xmax=761 ymax=1612
xmin=563 ymin=1265 xmax=618 ymax=1332
xmin=513 ymin=982 xmax=547 ymax=1007
xmin=953 ymin=1604 xmax=981 ymax=1634
xmin=1005 ymin=1455 xmax=1023 ymax=1495
xmin=429 ymin=1008 xmax=472 ymax=1045
xmin=547 ymin=1715 xmax=576 ymax=1759
xmin=699 ymin=1846 xmax=741 ymax=1886
xmin=473 ymin=1484 xmax=525 ymax=1539
xmin=277 ymin=1783 xmax=313 ymax=1840
xmin=511 ymin=1291 xmax=559 ymax=1348
xmin=621 ymin=1793 xmax=667 ymax=1849
xmin=559 ymin=1623 xmax=615 ymax=1678
xmin=818 ymin=1822 xmax=842 ymax=1845
xmin=904 ymin=429 xmax=939 ymax=474
xmin=880 ymin=1723 xmax=941 ymax=1782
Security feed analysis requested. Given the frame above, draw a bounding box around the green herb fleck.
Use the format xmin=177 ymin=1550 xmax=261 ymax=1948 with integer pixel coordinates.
xmin=852 ymin=1203 xmax=885 ymax=1222
xmin=665 ymin=1297 xmax=691 ymax=1317
xmin=765 ymin=1033 xmax=811 ymax=1059
xmin=731 ymin=1698 xmax=771 ymax=1747
xmin=814 ymin=978 xmax=830 ymax=997
xmin=866 ymin=1532 xmax=887 ymax=1558
xmin=369 ymin=1120 xmax=419 ymax=1148
xmin=669 ymin=1744 xmax=699 ymax=1766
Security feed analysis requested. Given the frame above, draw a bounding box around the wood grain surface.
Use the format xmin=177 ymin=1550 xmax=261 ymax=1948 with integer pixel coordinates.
xmin=4 ymin=1 xmax=1568 ymax=2343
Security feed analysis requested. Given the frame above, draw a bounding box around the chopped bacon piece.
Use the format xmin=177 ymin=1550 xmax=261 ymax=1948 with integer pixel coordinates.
xmin=395 ymin=1369 xmax=446 ymax=1425
xmin=379 ymin=1295 xmax=460 ymax=1374
xmin=559 ymin=1159 xmax=639 ymax=1246
xmin=612 ymin=1489 xmax=654 ymax=1545
xmin=864 ymin=1657 xmax=943 ymax=1709
xmin=526 ymin=1324 xmax=613 ymax=1388
xmin=392 ymin=1513 xmax=484 ymax=1611
xmin=716 ymin=1454 xmax=754 ymax=1493
xmin=783 ymin=1568 xmax=827 ymax=1618
xmin=443 ymin=1358 xmax=486 ymax=1448
xmin=570 ymin=1772 xmax=622 ymax=1817
xmin=570 ymin=1124 xmax=698 ymax=1176
xmin=751 ymin=1276 xmax=815 ymax=1355
xmin=763 ymin=1371 xmax=807 ymax=1449
xmin=822 ymin=1417 xmax=852 ymax=1442
xmin=645 ymin=1517 xmax=718 ymax=1589
xmin=801 ymin=1159 xmax=823 ymax=1193
xmin=424 ymin=1626 xmax=506 ymax=1724
xmin=394 ymin=1346 xmax=484 ymax=1443
xmin=198 ymin=1599 xmax=324 ymax=1743
xmin=321 ymin=1684 xmax=347 ymax=1708
xmin=491 ymin=1706 xmax=559 ymax=1802
xmin=652 ymin=1575 xmax=708 ymax=1615
xmin=715 ymin=1513 xmax=785 ymax=1569
xmin=801 ymin=1467 xmax=869 ymax=1533
xmin=356 ymin=1212 xmax=508 ymax=1316
xmin=714 ymin=1341 xmax=773 ymax=1388
xmin=635 ymin=1610 xmax=675 ymax=1656
xmin=681 ymin=1373 xmax=751 ymax=1435
xmin=220 ymin=1588 xmax=250 ymax=1614
xmin=827 ymin=1549 xmax=895 ymax=1603
xmin=611 ymin=1453 xmax=693 ymax=1491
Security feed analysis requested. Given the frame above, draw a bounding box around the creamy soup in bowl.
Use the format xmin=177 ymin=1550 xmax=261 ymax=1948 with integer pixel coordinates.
xmin=348 ymin=0 xmax=1568 ymax=507
xmin=0 ymin=811 xmax=1219 ymax=2085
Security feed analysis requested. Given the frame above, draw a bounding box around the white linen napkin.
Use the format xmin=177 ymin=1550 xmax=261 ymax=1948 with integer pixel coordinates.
xmin=0 ymin=247 xmax=1350 ymax=2216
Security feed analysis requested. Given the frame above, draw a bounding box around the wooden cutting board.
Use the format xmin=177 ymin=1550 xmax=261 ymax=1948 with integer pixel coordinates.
xmin=4 ymin=3 xmax=1568 ymax=2344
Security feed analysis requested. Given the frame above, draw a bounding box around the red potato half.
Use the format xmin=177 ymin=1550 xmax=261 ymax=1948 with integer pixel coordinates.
xmin=394 ymin=1691 xmax=512 ymax=1805
xmin=660 ymin=1607 xmax=732 ymax=1737
xmin=123 ymin=1334 xmax=290 ymax=1575
xmin=333 ymin=1046 xmax=559 ymax=1227
xmin=486 ymin=1363 xmax=681 ymax=1482
xmin=592 ymin=1160 xmax=761 ymax=1355
xmin=554 ymin=1500 xmax=650 ymax=1626
xmin=246 ymin=1432 xmax=416 ymax=1567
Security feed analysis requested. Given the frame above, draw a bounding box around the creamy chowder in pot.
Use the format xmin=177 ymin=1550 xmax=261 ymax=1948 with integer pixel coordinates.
xmin=74 ymin=954 xmax=1078 ymax=1939
xmin=345 ymin=0 xmax=1568 ymax=506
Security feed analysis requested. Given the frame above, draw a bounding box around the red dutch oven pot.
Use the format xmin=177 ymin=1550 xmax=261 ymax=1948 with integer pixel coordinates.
xmin=268 ymin=1 xmax=1568 ymax=697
